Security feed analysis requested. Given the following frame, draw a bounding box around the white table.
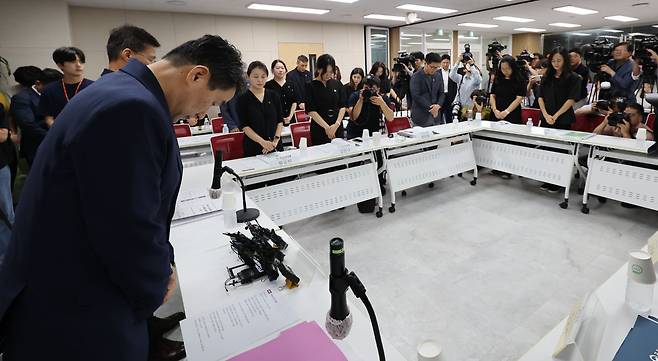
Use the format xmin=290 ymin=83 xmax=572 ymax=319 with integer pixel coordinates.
xmin=170 ymin=182 xmax=408 ymax=361
xmin=580 ymin=135 xmax=657 ymax=213
xmin=518 ymin=251 xmax=658 ymax=361
xmin=381 ymin=122 xmax=480 ymax=212
xmin=183 ymin=140 xmax=386 ymax=225
xmin=471 ymin=121 xmax=591 ymax=209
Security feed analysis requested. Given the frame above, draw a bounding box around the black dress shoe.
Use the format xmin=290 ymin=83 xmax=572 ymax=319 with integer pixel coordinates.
xmin=149 ymin=338 xmax=186 ymax=361
xmin=148 ymin=312 xmax=186 ymax=336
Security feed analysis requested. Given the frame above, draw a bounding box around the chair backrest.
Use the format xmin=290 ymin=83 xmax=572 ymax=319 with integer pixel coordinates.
xmin=290 ymin=122 xmax=312 ymax=148
xmin=385 ymin=117 xmax=411 ymax=134
xmin=646 ymin=113 xmax=655 ymax=131
xmin=209 ymin=132 xmax=245 ymax=160
xmin=521 ymin=107 xmax=541 ymax=126
xmin=173 ymin=124 xmax=192 ymax=138
xmin=211 ymin=117 xmax=224 ymax=133
xmin=571 ymin=113 xmax=605 ymax=132
xmin=295 ymin=110 xmax=310 ymax=123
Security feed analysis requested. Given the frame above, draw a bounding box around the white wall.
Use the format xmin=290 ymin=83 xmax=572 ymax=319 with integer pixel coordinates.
xmin=69 ymin=6 xmax=366 ymax=80
xmin=0 ymin=0 xmax=72 ymax=89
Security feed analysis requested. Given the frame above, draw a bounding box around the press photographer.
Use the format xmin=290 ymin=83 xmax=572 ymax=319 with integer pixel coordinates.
xmin=460 ymin=89 xmax=491 ymax=121
xmin=631 ymin=35 xmax=658 ymax=87
xmin=599 ymin=42 xmax=636 ymax=102
xmin=593 ymin=101 xmax=654 ymax=140
xmin=582 ymin=38 xmax=615 ymax=102
xmin=392 ymin=51 xmax=424 ymax=110
xmin=486 ymin=40 xmax=506 ymax=90
xmin=449 ymin=48 xmax=482 ymax=111
xmin=569 ymin=48 xmax=591 ymax=110
xmin=346 ymin=75 xmax=394 ymax=139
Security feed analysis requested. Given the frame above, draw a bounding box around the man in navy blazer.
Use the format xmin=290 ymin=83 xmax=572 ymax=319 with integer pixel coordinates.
xmin=10 ymin=68 xmax=62 ymax=166
xmin=0 ymin=35 xmax=244 ymax=361
xmin=600 ymin=42 xmax=638 ymax=103
xmin=410 ymin=52 xmax=445 ymax=127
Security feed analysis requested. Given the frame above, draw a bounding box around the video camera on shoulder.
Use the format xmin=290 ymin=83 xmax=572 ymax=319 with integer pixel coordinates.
xmin=632 ymin=35 xmax=658 ymax=86
xmin=458 ymin=44 xmax=474 ymax=75
xmin=516 ymin=49 xmax=534 ymax=67
xmin=582 ymin=39 xmax=614 ymax=81
xmin=487 ymin=41 xmax=507 ymax=69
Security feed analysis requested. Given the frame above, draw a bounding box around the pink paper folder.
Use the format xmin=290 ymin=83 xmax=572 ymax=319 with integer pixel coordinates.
xmin=229 ymin=321 xmax=348 ymax=361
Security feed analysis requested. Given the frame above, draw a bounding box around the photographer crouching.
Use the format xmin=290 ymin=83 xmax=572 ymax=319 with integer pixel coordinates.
xmin=346 ymin=75 xmax=394 ymax=139
xmin=593 ymin=100 xmax=654 ymax=140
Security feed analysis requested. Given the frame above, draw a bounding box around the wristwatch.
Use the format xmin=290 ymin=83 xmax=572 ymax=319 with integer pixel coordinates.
xmin=274 ymin=135 xmax=281 ymax=140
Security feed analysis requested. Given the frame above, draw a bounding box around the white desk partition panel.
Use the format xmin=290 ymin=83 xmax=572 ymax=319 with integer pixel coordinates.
xmin=247 ymin=160 xmax=381 ymax=225
xmin=385 ymin=135 xmax=477 ymax=211
xmin=582 ymin=148 xmax=658 ymax=212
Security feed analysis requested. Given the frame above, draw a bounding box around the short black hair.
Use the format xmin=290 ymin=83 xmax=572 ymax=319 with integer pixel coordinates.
xmin=164 ymin=35 xmax=244 ymax=92
xmin=441 ymin=54 xmax=451 ymax=61
xmin=297 ymin=55 xmax=309 ymax=63
xmin=425 ymin=52 xmax=441 ymax=64
xmin=13 ymin=66 xmax=42 ymax=87
xmin=52 ymin=47 xmax=86 ymax=65
xmin=271 ymin=59 xmax=287 ymax=72
xmin=39 ymin=68 xmax=63 ymax=84
xmin=626 ymin=102 xmax=644 ymax=115
xmin=316 ymin=54 xmax=336 ymax=76
xmin=614 ymin=42 xmax=632 ymax=52
xmin=410 ymin=51 xmax=425 ymax=61
xmin=106 ymin=25 xmax=160 ymax=61
xmin=247 ymin=61 xmax=268 ymax=76
xmin=568 ymin=48 xmax=582 ymax=57
xmin=470 ymin=89 xmax=487 ymax=99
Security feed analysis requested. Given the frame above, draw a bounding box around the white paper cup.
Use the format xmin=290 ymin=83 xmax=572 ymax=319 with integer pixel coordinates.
xmin=298 ymin=137 xmax=308 ymax=150
xmin=629 ymin=250 xmax=657 ymax=284
xmin=417 ymin=340 xmax=442 ymax=361
xmin=372 ymin=131 xmax=381 ymax=145
xmin=362 ymin=128 xmax=370 ymax=139
xmin=474 ymin=112 xmax=482 ymax=121
xmin=636 ymin=128 xmax=647 ymax=141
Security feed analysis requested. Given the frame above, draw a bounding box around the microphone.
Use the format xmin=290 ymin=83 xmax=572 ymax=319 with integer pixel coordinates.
xmin=209 ymin=149 xmax=223 ymax=199
xmin=646 ymin=93 xmax=658 ymax=107
xmin=326 ymin=237 xmax=353 ymax=340
xmin=221 ymin=166 xmax=260 ymax=223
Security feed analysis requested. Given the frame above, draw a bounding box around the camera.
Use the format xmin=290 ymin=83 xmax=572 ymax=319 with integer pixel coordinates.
xmin=361 ymin=75 xmax=379 ymax=99
xmin=581 ymin=38 xmax=614 ymax=80
xmin=462 ymin=44 xmax=473 ymax=63
xmin=451 ymin=101 xmax=462 ymax=117
xmin=595 ymin=97 xmax=628 ymax=126
xmin=393 ymin=51 xmax=414 ymax=70
xmin=632 ymin=35 xmax=658 ymax=85
xmin=516 ymin=49 xmax=534 ymax=68
xmin=474 ymin=95 xmax=488 ymax=106
xmin=487 ymin=41 xmax=507 ymax=70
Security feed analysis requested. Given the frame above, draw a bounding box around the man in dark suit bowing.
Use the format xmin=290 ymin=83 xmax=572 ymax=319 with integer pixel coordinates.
xmin=0 ymin=35 xmax=244 ymax=361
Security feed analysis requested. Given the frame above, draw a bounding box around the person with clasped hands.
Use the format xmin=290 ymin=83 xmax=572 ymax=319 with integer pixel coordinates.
xmin=410 ymin=52 xmax=445 ymax=127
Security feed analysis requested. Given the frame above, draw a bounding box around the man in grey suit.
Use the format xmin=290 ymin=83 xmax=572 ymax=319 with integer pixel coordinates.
xmin=410 ymin=52 xmax=445 ymax=127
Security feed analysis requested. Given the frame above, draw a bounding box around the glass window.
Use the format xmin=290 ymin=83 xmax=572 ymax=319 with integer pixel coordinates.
xmin=367 ymin=27 xmax=389 ymax=69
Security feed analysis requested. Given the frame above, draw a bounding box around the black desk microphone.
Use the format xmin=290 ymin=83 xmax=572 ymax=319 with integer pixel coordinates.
xmin=326 ymin=238 xmax=352 ymax=339
xmin=209 ymin=149 xmax=223 ymax=199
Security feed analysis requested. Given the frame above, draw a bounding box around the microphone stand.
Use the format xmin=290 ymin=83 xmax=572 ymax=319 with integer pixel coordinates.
xmin=221 ymin=166 xmax=260 ymax=223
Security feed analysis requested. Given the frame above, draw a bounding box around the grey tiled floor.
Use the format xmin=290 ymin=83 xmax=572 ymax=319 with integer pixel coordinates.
xmin=282 ymin=173 xmax=657 ymax=361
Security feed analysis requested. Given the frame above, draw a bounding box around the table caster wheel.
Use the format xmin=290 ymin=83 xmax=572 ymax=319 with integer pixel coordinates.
xmin=401 ymin=191 xmax=407 ymax=197
xmin=581 ymin=205 xmax=590 ymax=214
xmin=597 ymin=196 xmax=607 ymax=204
xmin=428 ymin=182 xmax=434 ymax=189
xmin=376 ymin=209 xmax=383 ymax=218
xmin=559 ymin=200 xmax=568 ymax=209
xmin=388 ymin=205 xmax=396 ymax=213
xmin=470 ymin=179 xmax=477 ymax=186
xmin=458 ymin=173 xmax=463 ymax=178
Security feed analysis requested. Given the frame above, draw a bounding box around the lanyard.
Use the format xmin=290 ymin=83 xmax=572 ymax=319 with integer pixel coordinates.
xmin=62 ymin=79 xmax=83 ymax=102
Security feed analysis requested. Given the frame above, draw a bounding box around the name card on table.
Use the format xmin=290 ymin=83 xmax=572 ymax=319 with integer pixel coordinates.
xmin=397 ymin=127 xmax=432 ymax=140
xmin=257 ymin=152 xmax=295 ymax=166
xmin=553 ymin=293 xmax=607 ymax=361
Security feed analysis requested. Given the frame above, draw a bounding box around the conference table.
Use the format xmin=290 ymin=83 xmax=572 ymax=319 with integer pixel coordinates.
xmin=171 ymin=175 xmax=408 ymax=360
xmin=174 ymin=119 xmax=657 ymax=360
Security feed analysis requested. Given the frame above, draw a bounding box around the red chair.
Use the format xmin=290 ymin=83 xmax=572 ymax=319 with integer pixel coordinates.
xmin=571 ymin=114 xmax=605 ymax=132
xmin=173 ymin=124 xmax=192 ymax=138
xmin=646 ymin=113 xmax=655 ymax=131
xmin=209 ymin=132 xmax=245 ymax=160
xmin=290 ymin=122 xmax=312 ymax=148
xmin=521 ymin=107 xmax=541 ymax=126
xmin=385 ymin=117 xmax=411 ymax=134
xmin=295 ymin=110 xmax=309 ymax=123
xmin=211 ymin=117 xmax=224 ymax=133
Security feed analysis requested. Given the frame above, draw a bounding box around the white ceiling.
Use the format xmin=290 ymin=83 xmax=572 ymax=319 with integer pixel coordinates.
xmin=67 ymin=0 xmax=658 ymax=33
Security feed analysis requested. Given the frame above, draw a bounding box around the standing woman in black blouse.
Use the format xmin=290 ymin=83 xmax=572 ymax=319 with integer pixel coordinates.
xmin=538 ymin=47 xmax=581 ymax=130
xmin=306 ymin=54 xmax=347 ymax=145
xmin=344 ymin=67 xmax=365 ymax=103
xmin=490 ymin=56 xmax=527 ymax=124
xmin=237 ymin=61 xmax=284 ymax=157
xmin=265 ymin=59 xmax=297 ymax=125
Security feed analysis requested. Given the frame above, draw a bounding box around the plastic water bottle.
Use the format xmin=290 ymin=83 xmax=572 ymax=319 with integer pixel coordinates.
xmin=222 ymin=124 xmax=229 ymax=134
xmin=452 ymin=115 xmax=459 ymax=125
xmin=526 ymin=118 xmax=533 ymax=131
